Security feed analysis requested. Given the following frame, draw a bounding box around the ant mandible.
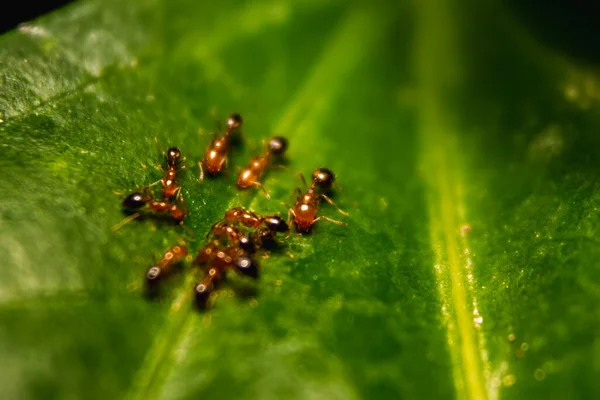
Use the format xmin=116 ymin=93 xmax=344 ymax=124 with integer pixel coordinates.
xmin=146 ymin=243 xmax=188 ymax=293
xmin=236 ymin=136 xmax=288 ymax=198
xmin=288 ymin=167 xmax=349 ymax=234
xmin=111 ymin=189 xmax=188 ymax=231
xmin=198 ymin=113 xmax=243 ymax=182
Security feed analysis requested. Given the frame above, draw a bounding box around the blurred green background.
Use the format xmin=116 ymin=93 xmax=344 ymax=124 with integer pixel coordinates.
xmin=1 ymin=0 xmax=600 ymax=399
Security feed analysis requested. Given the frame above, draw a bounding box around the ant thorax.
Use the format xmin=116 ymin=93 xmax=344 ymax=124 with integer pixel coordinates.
xmin=302 ymin=193 xmax=314 ymax=204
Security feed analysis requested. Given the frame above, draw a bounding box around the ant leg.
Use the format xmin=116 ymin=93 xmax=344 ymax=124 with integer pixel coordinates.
xmin=180 ymin=223 xmax=196 ymax=241
xmin=287 ymin=208 xmax=296 ymax=228
xmin=198 ymin=161 xmax=205 ymax=182
xmin=206 ymin=220 xmax=224 ymax=239
xmin=319 ymin=194 xmax=350 ymax=216
xmin=111 ymin=212 xmax=141 ymax=232
xmin=252 ymin=182 xmax=270 ymax=199
xmin=313 ymin=216 xmax=348 ymax=227
xmin=176 ymin=189 xmax=190 ymax=214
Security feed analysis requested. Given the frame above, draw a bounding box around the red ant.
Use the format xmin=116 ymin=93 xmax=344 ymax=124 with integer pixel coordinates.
xmin=218 ymin=206 xmax=289 ymax=249
xmin=147 ymin=146 xmax=186 ymax=200
xmin=221 ymin=207 xmax=289 ymax=233
xmin=193 ymin=244 xmax=258 ymax=309
xmin=198 ymin=113 xmax=243 ymax=182
xmin=111 ymin=189 xmax=188 ymax=231
xmin=146 ymin=243 xmax=188 ymax=292
xmin=288 ymin=167 xmax=349 ymax=234
xmin=206 ymin=223 xmax=256 ymax=254
xmin=236 ymin=136 xmax=288 ymax=198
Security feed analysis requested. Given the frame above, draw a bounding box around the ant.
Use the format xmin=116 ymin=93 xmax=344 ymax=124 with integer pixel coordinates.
xmin=221 ymin=207 xmax=289 ymax=234
xmin=198 ymin=113 xmax=243 ymax=182
xmin=111 ymin=189 xmax=188 ymax=231
xmin=288 ymin=167 xmax=349 ymax=234
xmin=146 ymin=243 xmax=188 ymax=293
xmin=147 ymin=146 xmax=187 ymax=200
xmin=236 ymin=136 xmax=288 ymax=198
xmin=218 ymin=206 xmax=289 ymax=249
xmin=193 ymin=245 xmax=258 ymax=309
xmin=206 ymin=223 xmax=257 ymax=254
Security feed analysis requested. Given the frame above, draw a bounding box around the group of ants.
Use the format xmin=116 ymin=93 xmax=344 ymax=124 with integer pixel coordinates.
xmin=113 ymin=113 xmax=349 ymax=310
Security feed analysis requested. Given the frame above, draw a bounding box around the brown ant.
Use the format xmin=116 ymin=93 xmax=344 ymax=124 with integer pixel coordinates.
xmin=288 ymin=167 xmax=349 ymax=234
xmin=218 ymin=206 xmax=289 ymax=249
xmin=198 ymin=113 xmax=243 ymax=182
xmin=146 ymin=243 xmax=188 ymax=293
xmin=236 ymin=136 xmax=288 ymax=198
xmin=193 ymin=245 xmax=258 ymax=309
xmin=207 ymin=223 xmax=256 ymax=254
xmin=147 ymin=146 xmax=187 ymax=200
xmin=221 ymin=207 xmax=289 ymax=233
xmin=111 ymin=189 xmax=188 ymax=231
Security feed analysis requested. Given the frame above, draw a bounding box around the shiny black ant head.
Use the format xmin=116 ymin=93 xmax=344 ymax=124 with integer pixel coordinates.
xmin=264 ymin=215 xmax=289 ymax=233
xmin=312 ymin=168 xmax=336 ymax=191
xmin=122 ymin=192 xmax=146 ymax=209
xmin=165 ymin=147 xmax=181 ymax=165
xmin=235 ymin=255 xmax=258 ymax=279
xmin=227 ymin=113 xmax=243 ymax=130
xmin=194 ymin=282 xmax=212 ymax=309
xmin=239 ymin=234 xmax=256 ymax=254
xmin=268 ymin=136 xmax=288 ymax=156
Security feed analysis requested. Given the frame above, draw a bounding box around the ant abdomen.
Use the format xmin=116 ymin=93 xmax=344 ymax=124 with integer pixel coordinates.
xmin=239 ymin=234 xmax=256 ymax=254
xmin=146 ymin=265 xmax=164 ymax=293
xmin=263 ymin=215 xmax=289 ymax=233
xmin=227 ymin=113 xmax=243 ymax=130
xmin=268 ymin=136 xmax=288 ymax=156
xmin=123 ymin=192 xmax=146 ymax=209
xmin=194 ymin=281 xmax=213 ymax=309
xmin=235 ymin=255 xmax=258 ymax=279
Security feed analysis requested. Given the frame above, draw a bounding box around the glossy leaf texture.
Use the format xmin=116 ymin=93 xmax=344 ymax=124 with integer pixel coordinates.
xmin=1 ymin=0 xmax=600 ymax=399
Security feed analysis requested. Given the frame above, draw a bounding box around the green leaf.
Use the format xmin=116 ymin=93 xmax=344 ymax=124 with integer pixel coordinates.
xmin=2 ymin=0 xmax=600 ymax=399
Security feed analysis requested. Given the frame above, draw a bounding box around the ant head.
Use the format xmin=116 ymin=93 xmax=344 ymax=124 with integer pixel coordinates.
xmin=264 ymin=215 xmax=289 ymax=233
xmin=235 ymin=255 xmax=259 ymax=279
xmin=312 ymin=168 xmax=336 ymax=191
xmin=165 ymin=147 xmax=181 ymax=165
xmin=268 ymin=136 xmax=288 ymax=156
xmin=122 ymin=192 xmax=146 ymax=209
xmin=239 ymin=234 xmax=256 ymax=254
xmin=227 ymin=113 xmax=243 ymax=130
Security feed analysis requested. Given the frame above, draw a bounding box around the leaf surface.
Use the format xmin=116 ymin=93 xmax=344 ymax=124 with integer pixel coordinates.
xmin=1 ymin=1 xmax=600 ymax=399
